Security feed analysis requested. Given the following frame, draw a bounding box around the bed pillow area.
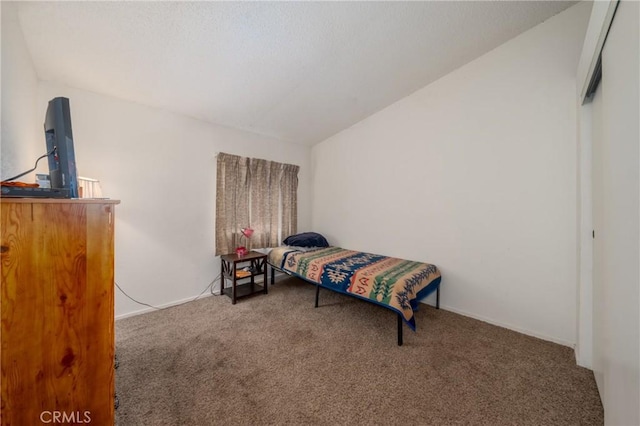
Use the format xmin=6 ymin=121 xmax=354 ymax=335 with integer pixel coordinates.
xmin=283 ymin=232 xmax=329 ymax=248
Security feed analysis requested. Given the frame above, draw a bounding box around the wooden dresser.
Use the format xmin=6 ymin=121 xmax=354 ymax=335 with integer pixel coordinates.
xmin=1 ymin=198 xmax=120 ymax=425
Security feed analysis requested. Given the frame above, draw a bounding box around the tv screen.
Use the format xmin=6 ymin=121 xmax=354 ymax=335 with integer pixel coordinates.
xmin=45 ymin=97 xmax=79 ymax=198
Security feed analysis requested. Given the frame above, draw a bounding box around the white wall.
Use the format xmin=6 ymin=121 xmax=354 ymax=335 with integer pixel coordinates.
xmin=35 ymin=82 xmax=312 ymax=318
xmin=311 ymin=3 xmax=590 ymax=346
xmin=591 ymin=1 xmax=640 ymax=423
xmin=1 ymin=3 xmax=313 ymax=318
xmin=1 ymin=2 xmax=41 ymax=180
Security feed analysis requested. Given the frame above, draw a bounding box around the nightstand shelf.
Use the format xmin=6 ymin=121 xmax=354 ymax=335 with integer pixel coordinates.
xmin=220 ymin=251 xmax=268 ymax=304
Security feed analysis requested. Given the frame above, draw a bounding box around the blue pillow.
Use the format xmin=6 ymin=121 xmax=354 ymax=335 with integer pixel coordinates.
xmin=283 ymin=232 xmax=329 ymax=248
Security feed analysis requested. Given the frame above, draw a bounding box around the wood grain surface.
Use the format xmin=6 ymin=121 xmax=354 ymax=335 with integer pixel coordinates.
xmin=1 ymin=200 xmax=118 ymax=425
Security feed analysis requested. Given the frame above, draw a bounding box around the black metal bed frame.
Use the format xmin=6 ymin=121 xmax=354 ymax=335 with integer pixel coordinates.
xmin=270 ymin=264 xmax=440 ymax=346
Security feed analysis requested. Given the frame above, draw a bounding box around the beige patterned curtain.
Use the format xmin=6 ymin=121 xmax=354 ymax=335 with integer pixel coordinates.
xmin=215 ymin=153 xmax=299 ymax=255
xmin=268 ymin=161 xmax=283 ymax=245
xmin=280 ymin=164 xmax=299 ymax=243
xmin=249 ymin=158 xmax=270 ymax=249
xmin=215 ymin=153 xmax=249 ymax=255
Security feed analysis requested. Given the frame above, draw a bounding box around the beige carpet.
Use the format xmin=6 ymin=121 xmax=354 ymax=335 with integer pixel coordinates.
xmin=115 ymin=277 xmax=603 ymax=425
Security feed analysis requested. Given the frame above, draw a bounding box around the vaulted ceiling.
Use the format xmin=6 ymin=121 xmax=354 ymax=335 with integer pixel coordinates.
xmin=16 ymin=1 xmax=577 ymax=145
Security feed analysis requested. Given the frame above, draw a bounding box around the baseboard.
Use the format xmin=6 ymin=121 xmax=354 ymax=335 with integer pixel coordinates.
xmin=115 ymin=291 xmax=217 ymax=320
xmin=275 ymin=274 xmax=572 ymax=348
xmin=118 ymin=277 xmax=575 ymax=352
xmin=272 ymin=274 xmax=574 ymax=348
xmin=271 ymin=270 xmax=289 ymax=282
xmin=435 ymin=303 xmax=575 ymax=349
xmin=116 ymin=274 xmax=273 ymax=321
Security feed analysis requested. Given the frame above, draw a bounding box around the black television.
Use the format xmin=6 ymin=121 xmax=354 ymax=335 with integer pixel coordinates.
xmin=45 ymin=97 xmax=79 ymax=198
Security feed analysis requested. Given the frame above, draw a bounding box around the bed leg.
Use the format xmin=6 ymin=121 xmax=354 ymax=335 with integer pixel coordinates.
xmin=315 ymin=284 xmax=320 ymax=308
xmin=436 ymin=285 xmax=440 ymax=309
xmin=397 ymin=314 xmax=403 ymax=346
xmin=271 ymin=266 xmax=275 ymax=285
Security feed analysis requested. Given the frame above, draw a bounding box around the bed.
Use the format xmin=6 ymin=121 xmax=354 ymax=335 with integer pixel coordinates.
xmin=268 ymin=245 xmax=442 ymax=346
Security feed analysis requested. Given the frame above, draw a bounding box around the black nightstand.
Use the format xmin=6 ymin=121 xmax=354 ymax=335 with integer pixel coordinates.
xmin=220 ymin=251 xmax=268 ymax=304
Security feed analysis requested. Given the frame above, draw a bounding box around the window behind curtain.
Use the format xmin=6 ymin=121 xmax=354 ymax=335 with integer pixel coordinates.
xmin=215 ymin=152 xmax=299 ymax=255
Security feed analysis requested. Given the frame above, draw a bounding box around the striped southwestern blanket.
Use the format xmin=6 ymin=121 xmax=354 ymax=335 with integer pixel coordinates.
xmin=268 ymin=246 xmax=441 ymax=330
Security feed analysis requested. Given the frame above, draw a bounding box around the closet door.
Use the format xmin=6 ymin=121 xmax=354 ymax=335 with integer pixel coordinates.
xmin=590 ymin=1 xmax=640 ymax=424
xmin=590 ymin=82 xmax=604 ymax=394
